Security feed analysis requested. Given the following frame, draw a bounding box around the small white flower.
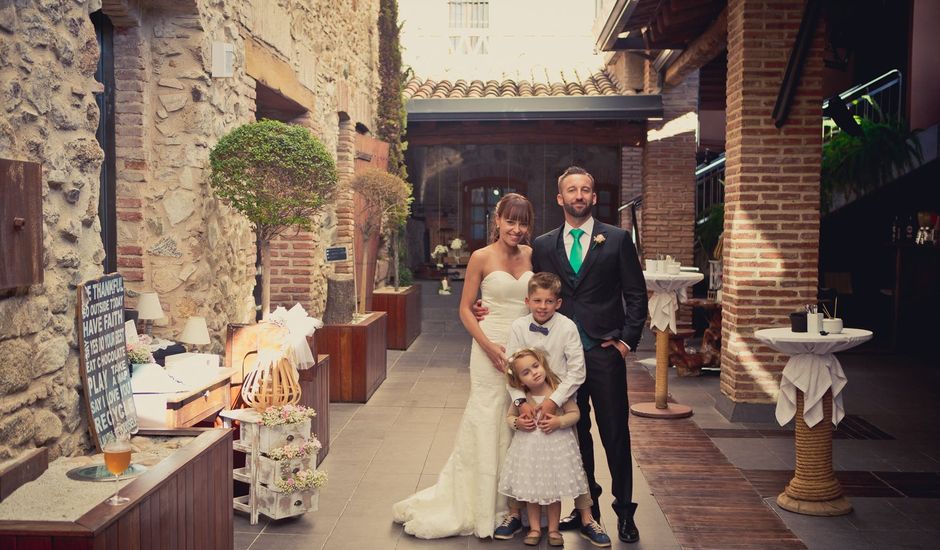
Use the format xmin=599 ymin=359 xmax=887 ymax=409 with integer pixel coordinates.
xmin=592 ymin=234 xmax=606 ymax=248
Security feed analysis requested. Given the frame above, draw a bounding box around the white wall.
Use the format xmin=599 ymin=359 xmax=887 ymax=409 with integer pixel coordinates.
xmin=398 ymin=0 xmax=604 ymax=79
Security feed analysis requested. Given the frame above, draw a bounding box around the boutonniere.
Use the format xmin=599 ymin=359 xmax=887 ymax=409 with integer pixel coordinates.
xmin=592 ymin=234 xmax=606 ymax=249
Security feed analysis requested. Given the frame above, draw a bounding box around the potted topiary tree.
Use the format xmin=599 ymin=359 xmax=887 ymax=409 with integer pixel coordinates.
xmin=348 ymin=168 xmax=412 ymax=313
xmin=365 ymin=169 xmax=420 ymax=350
xmin=208 ymin=119 xmax=337 ymax=318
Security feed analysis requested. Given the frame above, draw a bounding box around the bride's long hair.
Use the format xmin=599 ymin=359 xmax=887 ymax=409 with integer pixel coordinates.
xmin=490 ymin=193 xmax=534 ymax=245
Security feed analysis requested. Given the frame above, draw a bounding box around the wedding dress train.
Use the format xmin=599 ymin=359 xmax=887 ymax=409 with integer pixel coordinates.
xmin=392 ymin=270 xmax=532 ymax=539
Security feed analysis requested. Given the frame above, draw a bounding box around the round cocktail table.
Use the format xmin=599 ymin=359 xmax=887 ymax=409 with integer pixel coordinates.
xmin=754 ymin=327 xmax=873 ymax=516
xmin=630 ymin=271 xmax=703 ymax=419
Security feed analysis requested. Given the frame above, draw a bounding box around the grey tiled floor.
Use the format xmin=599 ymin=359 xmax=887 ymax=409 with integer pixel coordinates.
xmin=238 ymin=282 xmax=678 ymax=549
xmin=237 ymin=282 xmax=939 ymax=549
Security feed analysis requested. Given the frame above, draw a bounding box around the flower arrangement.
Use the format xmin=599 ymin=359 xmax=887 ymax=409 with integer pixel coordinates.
xmin=260 ymin=404 xmax=317 ymax=426
xmin=126 ymin=337 xmax=155 ymax=365
xmin=274 ymin=469 xmax=328 ymax=493
xmin=431 ymin=244 xmax=449 ymax=268
xmin=449 ymin=237 xmax=465 ymax=252
xmin=267 ymin=439 xmax=322 ymax=461
xmin=438 ymin=278 xmax=451 ymax=296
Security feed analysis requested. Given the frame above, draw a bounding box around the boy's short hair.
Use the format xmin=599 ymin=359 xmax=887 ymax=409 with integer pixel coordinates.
xmin=528 ymin=272 xmax=561 ymax=297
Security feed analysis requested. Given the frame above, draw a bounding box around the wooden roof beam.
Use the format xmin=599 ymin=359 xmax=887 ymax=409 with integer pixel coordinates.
xmin=664 ymin=7 xmax=727 ymax=88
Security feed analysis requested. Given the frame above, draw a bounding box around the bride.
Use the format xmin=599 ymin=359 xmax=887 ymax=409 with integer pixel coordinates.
xmin=393 ymin=193 xmax=534 ymax=539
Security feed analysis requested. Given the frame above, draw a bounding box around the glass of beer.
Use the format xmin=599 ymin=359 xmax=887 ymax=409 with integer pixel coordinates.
xmin=103 ymin=438 xmax=133 ymax=505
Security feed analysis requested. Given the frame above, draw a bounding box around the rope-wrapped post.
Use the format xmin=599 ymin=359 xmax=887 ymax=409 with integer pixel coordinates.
xmin=655 ymin=329 xmax=670 ymax=409
xmin=777 ymin=389 xmax=852 ymax=516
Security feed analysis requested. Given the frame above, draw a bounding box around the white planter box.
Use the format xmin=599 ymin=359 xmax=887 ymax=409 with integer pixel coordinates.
xmin=254 ymin=485 xmax=319 ymax=520
xmin=256 ymin=454 xmax=316 ymax=487
xmin=240 ymin=419 xmax=311 ymax=453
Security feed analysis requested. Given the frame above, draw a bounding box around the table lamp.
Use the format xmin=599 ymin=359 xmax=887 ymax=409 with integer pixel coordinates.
xmin=136 ymin=292 xmax=164 ymax=336
xmin=179 ymin=316 xmax=211 ymax=352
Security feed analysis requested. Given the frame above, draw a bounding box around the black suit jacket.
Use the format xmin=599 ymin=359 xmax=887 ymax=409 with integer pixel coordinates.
xmin=532 ymin=220 xmax=648 ymax=351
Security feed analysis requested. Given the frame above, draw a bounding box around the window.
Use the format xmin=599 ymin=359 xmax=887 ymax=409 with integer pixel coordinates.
xmin=462 ymin=178 xmax=526 ymax=250
xmin=448 ymin=1 xmax=489 ymax=55
xmin=92 ymin=10 xmax=117 ymax=273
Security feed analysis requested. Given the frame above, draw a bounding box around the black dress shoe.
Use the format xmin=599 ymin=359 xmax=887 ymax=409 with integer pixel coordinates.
xmin=559 ymin=509 xmax=582 ymax=531
xmin=617 ymin=516 xmax=639 ymax=543
xmin=559 ymin=506 xmax=601 ymax=531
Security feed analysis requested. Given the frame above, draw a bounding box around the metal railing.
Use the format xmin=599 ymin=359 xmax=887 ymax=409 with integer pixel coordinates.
xmin=695 ymin=154 xmax=725 ymax=222
xmin=822 ymin=69 xmax=904 ymax=140
xmin=692 ymin=69 xmax=905 ymax=222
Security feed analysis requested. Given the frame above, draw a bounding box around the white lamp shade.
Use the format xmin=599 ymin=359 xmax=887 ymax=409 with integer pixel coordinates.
xmin=137 ymin=292 xmax=164 ymax=320
xmin=179 ymin=316 xmax=211 ymax=345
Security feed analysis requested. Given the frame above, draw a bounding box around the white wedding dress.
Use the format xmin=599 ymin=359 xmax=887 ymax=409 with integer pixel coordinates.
xmin=393 ymin=270 xmax=532 ymax=539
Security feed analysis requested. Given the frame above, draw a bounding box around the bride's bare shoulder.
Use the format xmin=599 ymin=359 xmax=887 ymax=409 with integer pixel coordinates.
xmin=469 ymin=245 xmax=494 ymax=262
xmin=466 ymin=246 xmax=492 ymax=272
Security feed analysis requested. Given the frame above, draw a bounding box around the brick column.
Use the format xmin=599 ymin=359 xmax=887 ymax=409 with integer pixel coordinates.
xmin=333 ymin=117 xmax=356 ymax=275
xmin=268 ymin=114 xmax=328 ymax=313
xmin=641 ymin=69 xmax=698 ymax=266
xmin=113 ymin=27 xmax=149 ymax=287
xmin=620 ymin=146 xmax=643 ymax=232
xmin=719 ymin=0 xmax=823 ymax=415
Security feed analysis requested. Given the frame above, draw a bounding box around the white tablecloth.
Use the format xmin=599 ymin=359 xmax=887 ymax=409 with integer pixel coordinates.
xmin=644 ymin=271 xmax=704 ymax=333
xmin=754 ymin=328 xmax=873 ymax=428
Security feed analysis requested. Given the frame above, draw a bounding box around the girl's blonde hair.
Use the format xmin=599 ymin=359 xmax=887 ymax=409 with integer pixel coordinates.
xmin=505 ymin=348 xmax=561 ymax=392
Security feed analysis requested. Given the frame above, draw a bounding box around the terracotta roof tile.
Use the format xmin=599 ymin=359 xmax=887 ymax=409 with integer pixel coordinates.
xmin=403 ymin=70 xmax=630 ymax=100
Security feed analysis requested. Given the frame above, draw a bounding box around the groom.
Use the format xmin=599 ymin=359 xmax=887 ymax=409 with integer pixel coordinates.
xmin=536 ymin=166 xmax=647 ymax=543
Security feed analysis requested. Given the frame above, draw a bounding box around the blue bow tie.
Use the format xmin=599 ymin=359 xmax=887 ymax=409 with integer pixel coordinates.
xmin=529 ymin=323 xmax=549 ymax=335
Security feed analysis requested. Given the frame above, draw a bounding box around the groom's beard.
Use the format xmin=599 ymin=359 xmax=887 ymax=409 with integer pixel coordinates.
xmin=563 ymin=200 xmax=593 ymax=220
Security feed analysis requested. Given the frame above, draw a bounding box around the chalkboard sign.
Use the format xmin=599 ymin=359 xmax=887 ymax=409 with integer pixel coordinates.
xmin=77 ymin=273 xmax=138 ymax=450
xmin=325 ymin=246 xmax=348 ymax=262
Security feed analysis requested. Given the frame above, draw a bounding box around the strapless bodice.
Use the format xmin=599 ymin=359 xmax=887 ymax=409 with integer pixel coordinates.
xmin=479 ymin=270 xmax=532 ymax=344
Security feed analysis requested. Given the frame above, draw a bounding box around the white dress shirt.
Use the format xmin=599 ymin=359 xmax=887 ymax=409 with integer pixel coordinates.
xmin=563 ymin=216 xmax=594 ymax=264
xmin=505 ymin=312 xmax=586 ymax=408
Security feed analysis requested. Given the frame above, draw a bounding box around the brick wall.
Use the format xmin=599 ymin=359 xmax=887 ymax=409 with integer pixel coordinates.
xmin=620 ymin=146 xmax=643 ymax=232
xmin=334 ymin=118 xmax=357 ymax=276
xmin=113 ymin=27 xmax=148 ymax=287
xmin=641 ymin=69 xmax=698 ymax=266
xmin=721 ymin=0 xmax=824 ymax=404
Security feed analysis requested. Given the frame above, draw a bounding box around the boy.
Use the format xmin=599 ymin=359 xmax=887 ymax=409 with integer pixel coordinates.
xmin=494 ymin=272 xmax=611 ymax=547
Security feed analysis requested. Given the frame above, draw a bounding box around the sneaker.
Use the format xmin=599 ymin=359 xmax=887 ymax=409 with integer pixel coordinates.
xmin=579 ymin=520 xmax=612 ymax=548
xmin=493 ymin=514 xmax=523 ymax=540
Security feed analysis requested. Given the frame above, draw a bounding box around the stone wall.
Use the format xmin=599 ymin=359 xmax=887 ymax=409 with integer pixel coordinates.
xmin=0 ymin=0 xmax=106 ymax=460
xmin=110 ymin=0 xmax=380 ymax=337
xmin=0 ymin=0 xmax=380 ymax=462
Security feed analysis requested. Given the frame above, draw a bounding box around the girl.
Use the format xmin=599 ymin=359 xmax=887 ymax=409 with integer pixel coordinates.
xmin=499 ymin=348 xmax=589 ymax=547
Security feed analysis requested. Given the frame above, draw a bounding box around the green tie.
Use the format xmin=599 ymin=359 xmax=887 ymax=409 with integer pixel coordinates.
xmin=569 ymin=228 xmax=585 ymax=273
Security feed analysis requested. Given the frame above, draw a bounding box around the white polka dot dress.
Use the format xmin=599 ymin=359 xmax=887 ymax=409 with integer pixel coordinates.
xmin=498 ymin=396 xmax=589 ymax=505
